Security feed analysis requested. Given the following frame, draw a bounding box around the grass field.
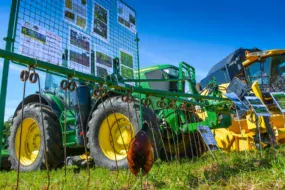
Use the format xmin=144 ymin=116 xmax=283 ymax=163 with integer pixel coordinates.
xmin=1 ymin=146 xmax=285 ymax=189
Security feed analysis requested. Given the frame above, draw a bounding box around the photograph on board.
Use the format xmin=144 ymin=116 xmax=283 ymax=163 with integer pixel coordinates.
xmin=251 ymin=105 xmax=271 ymax=116
xmin=64 ymin=0 xmax=87 ymax=30
xmin=96 ymin=51 xmax=112 ymax=68
xmin=64 ymin=0 xmax=87 ymax=29
xmin=245 ymin=96 xmax=271 ymax=116
xmin=117 ymin=1 xmax=137 ymax=33
xmin=246 ymin=97 xmax=263 ymax=105
xmin=224 ymin=92 xmax=249 ymax=111
xmin=270 ymin=92 xmax=285 ymax=112
xmin=120 ymin=50 xmax=134 ymax=79
xmin=68 ymin=28 xmax=91 ymax=74
xmin=70 ymin=29 xmax=90 ymax=52
xmin=19 ymin=21 xmax=62 ymax=66
xmin=93 ymin=3 xmax=108 ymax=41
xmin=120 ymin=51 xmax=133 ymax=68
xmin=95 ymin=49 xmax=113 ymax=77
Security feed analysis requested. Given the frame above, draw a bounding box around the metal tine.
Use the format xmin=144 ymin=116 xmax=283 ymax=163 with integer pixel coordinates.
xmin=194 ymin=114 xmax=202 ymax=157
xmin=158 ymin=98 xmax=173 ymax=161
xmin=178 ymin=104 xmax=188 ymax=161
xmin=105 ymin=89 xmax=137 ymax=186
xmin=166 ymin=103 xmax=178 ymax=161
xmin=63 ymin=79 xmax=68 ymax=181
xmin=163 ymin=114 xmax=174 ymax=161
xmin=106 ymin=92 xmax=129 ymax=154
xmin=173 ymin=108 xmax=181 ymax=162
xmin=142 ymin=97 xmax=160 ymax=160
xmin=170 ymin=126 xmax=178 ymax=161
xmin=99 ymin=94 xmax=121 ymax=187
xmin=99 ymin=94 xmax=119 ymax=171
xmin=139 ymin=97 xmax=164 ymax=176
xmin=256 ymin=117 xmax=263 ymax=157
xmin=36 ymin=67 xmax=50 ymax=189
xmin=149 ymin=120 xmax=160 ymax=160
xmin=187 ymin=108 xmax=199 ymax=157
xmin=16 ymin=68 xmax=31 ymax=190
xmin=74 ymin=82 xmax=90 ymax=188
xmin=149 ymin=99 xmax=169 ymax=162
xmin=184 ymin=108 xmax=194 ymax=159
xmin=125 ymin=92 xmax=135 ymax=187
xmin=235 ymin=109 xmax=248 ymax=158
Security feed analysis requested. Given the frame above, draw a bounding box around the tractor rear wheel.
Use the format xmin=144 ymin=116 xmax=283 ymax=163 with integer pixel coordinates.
xmin=8 ymin=103 xmax=63 ymax=171
xmin=87 ymin=96 xmax=161 ymax=169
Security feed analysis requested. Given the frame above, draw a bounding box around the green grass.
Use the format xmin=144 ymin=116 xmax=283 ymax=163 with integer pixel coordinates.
xmin=1 ymin=146 xmax=285 ymax=189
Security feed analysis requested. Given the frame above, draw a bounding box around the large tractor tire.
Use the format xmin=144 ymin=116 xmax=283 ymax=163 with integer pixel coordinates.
xmin=87 ymin=96 xmax=161 ymax=169
xmin=8 ymin=103 xmax=63 ymax=171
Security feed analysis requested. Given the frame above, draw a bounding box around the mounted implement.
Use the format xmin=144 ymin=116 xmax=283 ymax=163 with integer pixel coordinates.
xmin=200 ymin=48 xmax=285 ymax=151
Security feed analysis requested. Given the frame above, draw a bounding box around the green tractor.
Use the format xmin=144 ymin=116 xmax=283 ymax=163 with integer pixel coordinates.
xmin=7 ymin=61 xmax=231 ymax=171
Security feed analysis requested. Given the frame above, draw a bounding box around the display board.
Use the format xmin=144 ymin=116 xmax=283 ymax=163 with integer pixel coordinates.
xmin=245 ymin=96 xmax=271 ymax=116
xmin=19 ymin=21 xmax=62 ymax=66
xmin=270 ymin=92 xmax=285 ymax=113
xmin=13 ymin=0 xmax=138 ymax=79
xmin=224 ymin=92 xmax=249 ymax=111
xmin=197 ymin=126 xmax=218 ymax=150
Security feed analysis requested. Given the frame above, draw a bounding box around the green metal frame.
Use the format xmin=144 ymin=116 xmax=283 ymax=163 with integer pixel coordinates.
xmin=0 ymin=0 xmax=19 ymax=168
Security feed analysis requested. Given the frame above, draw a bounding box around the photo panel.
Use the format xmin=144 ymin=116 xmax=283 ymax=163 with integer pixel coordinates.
xmin=19 ymin=20 xmax=62 ymax=66
xmin=117 ymin=1 xmax=137 ymax=33
xmin=120 ymin=49 xmax=134 ymax=79
xmin=270 ymin=92 xmax=285 ymax=113
xmin=197 ymin=126 xmax=218 ymax=151
xmin=64 ymin=0 xmax=87 ymax=30
xmin=95 ymin=46 xmax=113 ymax=78
xmin=224 ymin=92 xmax=249 ymax=111
xmin=68 ymin=28 xmax=91 ymax=74
xmin=245 ymin=96 xmax=271 ymax=116
xmin=92 ymin=2 xmax=109 ymax=42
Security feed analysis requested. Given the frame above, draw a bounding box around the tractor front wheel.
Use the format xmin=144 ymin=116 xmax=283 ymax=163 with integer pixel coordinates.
xmin=8 ymin=103 xmax=63 ymax=171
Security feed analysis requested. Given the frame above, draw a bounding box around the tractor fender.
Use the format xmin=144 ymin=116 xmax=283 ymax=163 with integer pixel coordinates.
xmin=13 ymin=93 xmax=63 ymax=122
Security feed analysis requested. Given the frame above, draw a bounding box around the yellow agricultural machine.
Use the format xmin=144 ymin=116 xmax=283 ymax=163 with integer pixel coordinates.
xmin=200 ymin=48 xmax=285 ymax=151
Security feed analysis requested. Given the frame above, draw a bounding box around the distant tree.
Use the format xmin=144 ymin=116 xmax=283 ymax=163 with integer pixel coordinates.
xmin=2 ymin=117 xmax=12 ymax=149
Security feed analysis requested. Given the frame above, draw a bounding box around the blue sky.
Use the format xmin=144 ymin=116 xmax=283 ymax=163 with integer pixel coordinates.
xmin=1 ymin=0 xmax=285 ymax=120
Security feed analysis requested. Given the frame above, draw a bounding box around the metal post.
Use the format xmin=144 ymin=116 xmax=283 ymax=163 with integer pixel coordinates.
xmin=135 ymin=33 xmax=143 ymax=127
xmin=0 ymin=0 xmax=18 ymax=168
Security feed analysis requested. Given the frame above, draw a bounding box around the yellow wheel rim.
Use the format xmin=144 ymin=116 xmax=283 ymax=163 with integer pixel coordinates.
xmin=99 ymin=113 xmax=134 ymax=161
xmin=15 ymin=118 xmax=41 ymax=166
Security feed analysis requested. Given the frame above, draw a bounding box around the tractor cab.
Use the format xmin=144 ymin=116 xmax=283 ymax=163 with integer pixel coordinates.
xmin=243 ymin=50 xmax=285 ymax=92
xmin=138 ymin=62 xmax=197 ymax=95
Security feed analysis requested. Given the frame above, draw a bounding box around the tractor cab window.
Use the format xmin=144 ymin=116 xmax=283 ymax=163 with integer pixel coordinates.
xmin=271 ymin=55 xmax=285 ymax=77
xmin=45 ymin=73 xmax=72 ymax=106
xmin=163 ymin=68 xmax=180 ymax=92
xmin=145 ymin=67 xmax=184 ymax=92
xmin=245 ymin=58 xmax=270 ymax=85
